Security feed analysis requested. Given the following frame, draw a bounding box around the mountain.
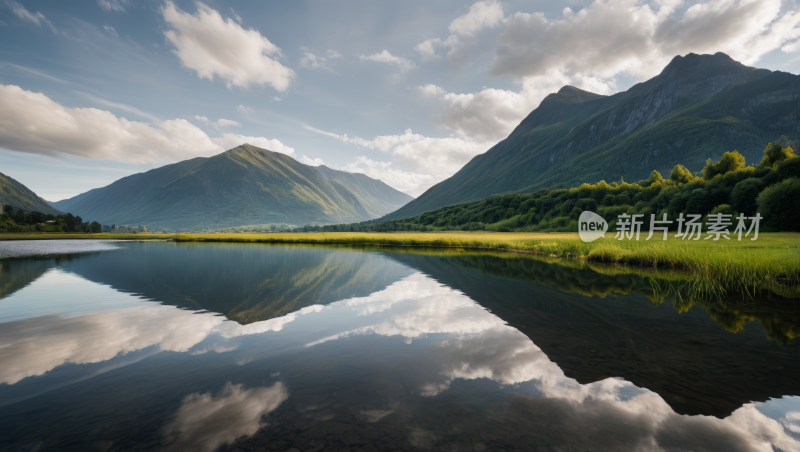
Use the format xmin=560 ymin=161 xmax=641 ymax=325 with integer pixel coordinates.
xmin=52 ymin=144 xmax=413 ymax=230
xmin=0 ymin=172 xmax=62 ymax=215
xmin=384 ymin=52 xmax=798 ymax=220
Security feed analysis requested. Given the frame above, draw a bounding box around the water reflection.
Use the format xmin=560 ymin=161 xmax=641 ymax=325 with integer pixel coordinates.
xmin=389 ymin=250 xmax=800 ymax=418
xmin=58 ymin=242 xmax=413 ymax=324
xmin=163 ymin=382 xmax=288 ymax=452
xmin=0 ymin=241 xmax=799 ymax=451
xmin=0 ymin=270 xmax=322 ymax=386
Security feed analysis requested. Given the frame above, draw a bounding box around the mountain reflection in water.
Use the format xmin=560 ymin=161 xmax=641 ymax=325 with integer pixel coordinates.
xmin=0 ymin=241 xmax=798 ymax=452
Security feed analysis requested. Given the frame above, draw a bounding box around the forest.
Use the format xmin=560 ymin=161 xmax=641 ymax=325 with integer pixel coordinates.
xmin=0 ymin=205 xmax=101 ymax=233
xmin=303 ymin=138 xmax=800 ymax=233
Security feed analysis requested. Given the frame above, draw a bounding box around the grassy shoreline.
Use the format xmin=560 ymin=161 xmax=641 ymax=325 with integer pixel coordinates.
xmin=2 ymin=231 xmax=799 ymax=294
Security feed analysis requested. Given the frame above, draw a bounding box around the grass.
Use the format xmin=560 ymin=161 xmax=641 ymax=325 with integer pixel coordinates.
xmin=2 ymin=231 xmax=798 ymax=297
xmin=173 ymin=231 xmax=800 ymax=297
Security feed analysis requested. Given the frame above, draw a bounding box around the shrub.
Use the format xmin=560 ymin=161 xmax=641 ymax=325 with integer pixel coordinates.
xmin=757 ymin=178 xmax=800 ymax=231
xmin=730 ymin=178 xmax=765 ymax=216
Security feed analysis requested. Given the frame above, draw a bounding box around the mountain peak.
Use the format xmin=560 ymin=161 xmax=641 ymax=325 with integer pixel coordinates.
xmin=227 ymin=143 xmax=268 ymax=154
xmin=222 ymin=143 xmax=294 ymax=165
xmin=660 ymin=52 xmax=743 ymax=77
xmin=52 ymin=142 xmax=413 ymax=230
xmin=545 ymin=85 xmax=605 ymax=105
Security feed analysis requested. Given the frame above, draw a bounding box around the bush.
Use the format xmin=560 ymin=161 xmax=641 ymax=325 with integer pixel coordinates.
xmin=757 ymin=178 xmax=800 ymax=231
xmin=775 ymin=156 xmax=800 ymax=182
xmin=708 ymin=204 xmax=737 ymax=216
xmin=730 ymin=178 xmax=765 ymax=216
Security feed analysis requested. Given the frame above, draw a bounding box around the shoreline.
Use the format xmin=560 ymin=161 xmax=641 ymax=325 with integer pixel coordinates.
xmin=2 ymin=231 xmax=798 ymax=295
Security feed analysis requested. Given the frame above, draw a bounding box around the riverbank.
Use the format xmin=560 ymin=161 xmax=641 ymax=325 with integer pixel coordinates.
xmin=2 ymin=231 xmax=798 ymax=294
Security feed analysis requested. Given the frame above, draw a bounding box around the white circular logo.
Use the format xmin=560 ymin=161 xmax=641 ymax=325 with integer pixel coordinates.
xmin=578 ymin=211 xmax=607 ymax=242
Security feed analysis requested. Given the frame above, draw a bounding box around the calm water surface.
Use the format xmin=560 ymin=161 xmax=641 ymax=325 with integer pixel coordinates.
xmin=0 ymin=240 xmax=799 ymax=452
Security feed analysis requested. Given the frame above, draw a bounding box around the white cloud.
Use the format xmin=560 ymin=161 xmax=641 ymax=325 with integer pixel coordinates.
xmin=340 ymin=156 xmax=434 ymax=196
xmin=305 ymin=125 xmax=490 ymax=195
xmin=164 ymin=382 xmax=288 ymax=452
xmin=358 ymin=50 xmax=415 ymax=72
xmin=192 ymin=116 xmax=241 ymax=129
xmin=213 ymin=118 xmax=241 ymax=129
xmin=300 ymin=49 xmax=342 ymax=71
xmin=782 ymin=39 xmax=800 ymax=52
xmin=161 ymin=1 xmax=295 ymax=91
xmin=229 ymin=7 xmax=242 ymax=24
xmin=236 ymin=105 xmax=255 ymax=114
xmin=211 ymin=133 xmax=296 ymax=156
xmin=489 ymin=0 xmax=800 ymax=80
xmin=0 ymin=84 xmax=296 ymax=164
xmin=300 ymin=52 xmax=325 ymax=69
xmin=414 ymin=0 xmax=502 ymax=62
xmin=103 ymin=24 xmax=118 ymax=38
xmin=423 ymin=73 xmax=612 ymax=142
xmin=419 ymin=84 xmax=446 ymax=97
xmin=8 ymin=1 xmax=57 ymax=33
xmin=304 ymin=124 xmax=343 ymax=139
xmin=300 ymin=155 xmax=325 ymax=166
xmin=0 ymin=84 xmax=222 ymax=164
xmin=97 ymin=0 xmax=128 ymax=13
xmin=448 ymin=0 xmax=504 ymax=36
xmin=79 ymin=91 xmax=161 ymax=122
xmin=414 ymin=38 xmax=443 ymax=60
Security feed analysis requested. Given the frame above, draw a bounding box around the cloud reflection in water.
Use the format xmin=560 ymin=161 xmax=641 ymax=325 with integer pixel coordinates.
xmin=0 ymin=271 xmax=321 ymax=385
xmin=305 ymin=273 xmax=800 ymax=452
xmin=2 ymin=268 xmax=799 ymax=451
xmin=163 ymin=381 xmax=289 ymax=452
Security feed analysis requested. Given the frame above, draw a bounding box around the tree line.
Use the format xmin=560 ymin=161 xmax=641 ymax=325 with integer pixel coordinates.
xmin=0 ymin=205 xmax=102 ymax=233
xmin=302 ymin=137 xmax=800 ymax=233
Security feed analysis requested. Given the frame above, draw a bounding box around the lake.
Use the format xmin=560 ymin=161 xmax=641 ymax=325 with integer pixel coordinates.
xmin=1 ymin=240 xmax=799 ymax=452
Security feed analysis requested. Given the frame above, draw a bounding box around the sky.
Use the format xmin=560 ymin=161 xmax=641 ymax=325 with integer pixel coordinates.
xmin=3 ymin=0 xmax=800 ymax=201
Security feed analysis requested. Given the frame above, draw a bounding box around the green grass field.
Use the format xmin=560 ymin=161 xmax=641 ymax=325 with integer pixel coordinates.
xmin=2 ymin=231 xmax=798 ymax=295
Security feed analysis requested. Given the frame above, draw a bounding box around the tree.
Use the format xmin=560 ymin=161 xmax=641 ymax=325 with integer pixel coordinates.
xmin=703 ymin=151 xmax=746 ymax=180
xmin=670 ymin=164 xmax=694 ymax=184
xmin=89 ymin=221 xmax=102 ymax=233
xmin=730 ymin=178 xmax=764 ymax=216
xmin=757 ymin=141 xmax=796 ymax=169
xmin=642 ymin=170 xmax=664 ymax=187
xmin=2 ymin=204 xmax=13 ymax=216
xmin=757 ymin=178 xmax=800 ymax=231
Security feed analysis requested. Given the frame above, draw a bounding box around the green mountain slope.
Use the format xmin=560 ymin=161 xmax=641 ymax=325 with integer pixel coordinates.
xmin=0 ymin=172 xmax=62 ymax=215
xmin=52 ymin=144 xmax=413 ymax=230
xmin=384 ymin=52 xmax=797 ymax=220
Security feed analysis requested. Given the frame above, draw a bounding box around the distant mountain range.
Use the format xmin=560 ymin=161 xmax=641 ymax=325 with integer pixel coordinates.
xmin=52 ymin=144 xmax=412 ymax=230
xmin=384 ymin=52 xmax=800 ymax=220
xmin=0 ymin=172 xmax=62 ymax=215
